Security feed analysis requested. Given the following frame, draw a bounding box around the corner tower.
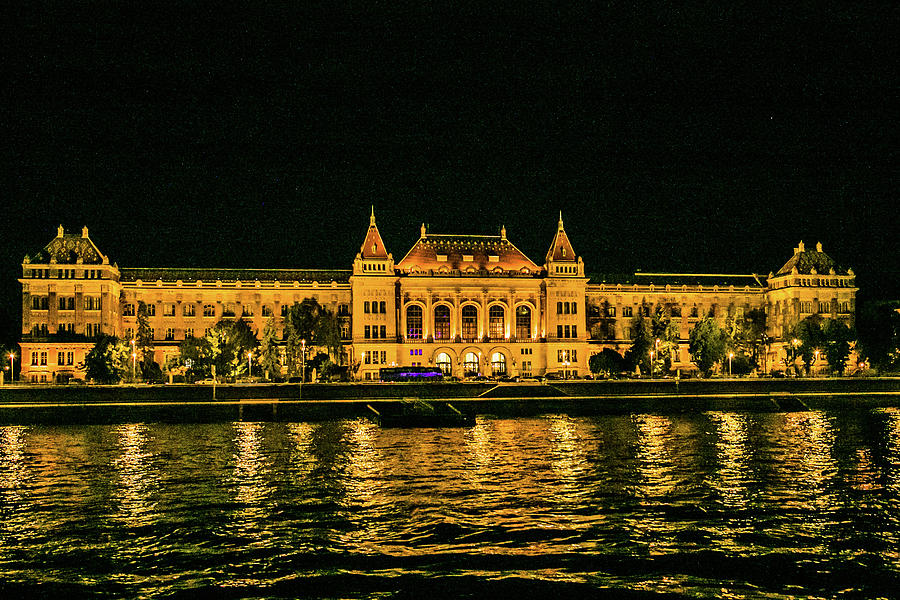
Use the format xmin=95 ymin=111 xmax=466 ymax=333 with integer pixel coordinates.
xmin=543 ymin=213 xmax=588 ymax=378
xmin=350 ymin=208 xmax=399 ymax=377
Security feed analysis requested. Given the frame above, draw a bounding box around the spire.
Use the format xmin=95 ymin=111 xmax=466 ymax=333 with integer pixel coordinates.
xmin=546 ymin=213 xmax=577 ymax=264
xmin=360 ymin=209 xmax=389 ymax=259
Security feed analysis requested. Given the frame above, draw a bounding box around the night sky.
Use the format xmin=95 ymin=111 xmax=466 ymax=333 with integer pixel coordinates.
xmin=3 ymin=3 xmax=897 ymax=345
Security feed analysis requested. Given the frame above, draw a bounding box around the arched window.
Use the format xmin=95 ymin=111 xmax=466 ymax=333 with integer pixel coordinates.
xmin=491 ymin=352 xmax=506 ymax=376
xmin=434 ymin=305 xmax=451 ymax=340
xmin=489 ymin=305 xmax=505 ymax=339
xmin=516 ymin=305 xmax=531 ymax=339
xmin=436 ymin=352 xmax=452 ymax=375
xmin=464 ymin=352 xmax=479 ymax=375
xmin=406 ymin=305 xmax=423 ymax=339
xmin=461 ymin=305 xmax=478 ymax=339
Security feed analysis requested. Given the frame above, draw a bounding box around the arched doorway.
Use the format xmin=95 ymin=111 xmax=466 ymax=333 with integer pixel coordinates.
xmin=436 ymin=352 xmax=452 ymax=375
xmin=463 ymin=352 xmax=479 ymax=376
xmin=491 ymin=352 xmax=506 ymax=376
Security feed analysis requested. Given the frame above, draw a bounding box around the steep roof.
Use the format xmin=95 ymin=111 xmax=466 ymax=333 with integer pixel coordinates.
xmin=545 ymin=213 xmax=577 ymax=262
xmin=396 ymin=230 xmax=541 ymax=275
xmin=359 ymin=207 xmax=389 ymax=259
xmin=25 ymin=226 xmax=107 ymax=265
xmin=775 ymin=241 xmax=850 ymax=276
xmin=120 ymin=268 xmax=351 ymax=284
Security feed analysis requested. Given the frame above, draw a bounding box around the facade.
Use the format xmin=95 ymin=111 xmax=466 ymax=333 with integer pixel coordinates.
xmin=18 ymin=216 xmax=857 ymax=382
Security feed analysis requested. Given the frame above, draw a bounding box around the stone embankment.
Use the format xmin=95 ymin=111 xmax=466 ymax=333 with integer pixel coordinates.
xmin=0 ymin=378 xmax=898 ymax=425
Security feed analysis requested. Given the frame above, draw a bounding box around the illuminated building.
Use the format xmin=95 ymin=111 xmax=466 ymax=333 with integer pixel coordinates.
xmin=17 ymin=215 xmax=857 ymax=382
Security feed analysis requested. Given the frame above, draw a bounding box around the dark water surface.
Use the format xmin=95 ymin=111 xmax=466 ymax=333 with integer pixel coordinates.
xmin=2 ymin=410 xmax=900 ymax=599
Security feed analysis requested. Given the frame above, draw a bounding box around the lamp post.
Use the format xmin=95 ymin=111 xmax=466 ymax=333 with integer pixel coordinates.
xmin=814 ymin=349 xmax=820 ymax=377
xmin=247 ymin=351 xmax=253 ymax=379
xmin=301 ymin=339 xmax=306 ymax=383
xmin=359 ymin=352 xmax=365 ymax=381
xmin=8 ymin=353 xmax=14 ymax=383
xmin=649 ymin=350 xmax=654 ymax=377
xmin=728 ymin=352 xmax=734 ymax=377
xmin=131 ymin=339 xmax=136 ymax=381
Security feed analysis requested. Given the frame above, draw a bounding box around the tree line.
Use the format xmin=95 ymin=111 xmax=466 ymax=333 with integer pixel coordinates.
xmin=84 ymin=298 xmax=343 ymax=384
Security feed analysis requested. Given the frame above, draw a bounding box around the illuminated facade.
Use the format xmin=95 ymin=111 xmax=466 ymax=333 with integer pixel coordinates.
xmin=18 ymin=217 xmax=857 ymax=382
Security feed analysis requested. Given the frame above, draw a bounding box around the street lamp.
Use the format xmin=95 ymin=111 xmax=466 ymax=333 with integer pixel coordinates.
xmin=247 ymin=351 xmax=253 ymax=378
xmin=728 ymin=352 xmax=734 ymax=377
xmin=131 ymin=339 xmax=136 ymax=381
xmin=649 ymin=350 xmax=654 ymax=377
xmin=8 ymin=353 xmax=14 ymax=383
xmin=814 ymin=349 xmax=820 ymax=376
xmin=301 ymin=339 xmax=306 ymax=382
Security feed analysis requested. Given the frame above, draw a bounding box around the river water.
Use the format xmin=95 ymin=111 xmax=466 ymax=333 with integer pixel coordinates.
xmin=2 ymin=410 xmax=900 ymax=599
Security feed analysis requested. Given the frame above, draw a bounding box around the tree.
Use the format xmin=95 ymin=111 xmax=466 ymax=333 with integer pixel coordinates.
xmin=624 ymin=313 xmax=653 ymax=375
xmin=135 ymin=301 xmax=155 ymax=378
xmin=589 ymin=348 xmax=626 ymax=378
xmin=794 ymin=315 xmax=826 ymax=375
xmin=206 ymin=318 xmax=258 ymax=379
xmin=178 ymin=335 xmax=213 ymax=381
xmin=283 ymin=299 xmax=345 ymax=378
xmin=84 ymin=335 xmax=130 ymax=384
xmin=688 ymin=317 xmax=727 ymax=377
xmin=822 ymin=319 xmax=855 ymax=375
xmin=727 ymin=309 xmax=767 ymax=370
xmin=259 ymin=316 xmax=282 ymax=380
xmin=650 ymin=306 xmax=680 ymax=374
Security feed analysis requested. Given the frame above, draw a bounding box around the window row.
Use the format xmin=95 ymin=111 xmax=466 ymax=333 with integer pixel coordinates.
xmin=364 ymin=350 xmax=388 ymax=364
xmin=556 ymin=301 xmax=578 ymax=314
xmin=557 ymin=349 xmax=578 ymax=363
xmin=31 ymin=296 xmax=100 ymax=311
xmin=364 ymin=301 xmax=387 ymax=314
xmin=556 ymin=324 xmax=578 ymax=338
xmin=27 ymin=268 xmax=102 ymax=279
xmin=364 ymin=325 xmax=387 ymax=339
xmin=405 ymin=304 xmax=533 ymax=340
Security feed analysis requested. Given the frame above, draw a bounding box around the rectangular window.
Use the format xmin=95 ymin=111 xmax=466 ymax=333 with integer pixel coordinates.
xmin=364 ymin=325 xmax=371 ymax=339
xmin=31 ymin=352 xmax=37 ymax=365
xmin=146 ymin=304 xmax=156 ymax=316
xmin=365 ymin=353 xmax=371 ymax=364
xmin=572 ymin=302 xmax=577 ymax=314
xmin=57 ymin=352 xmax=64 ymax=365
xmin=222 ymin=303 xmax=235 ymax=317
xmin=364 ymin=301 xmax=370 ymax=313
xmin=183 ymin=304 xmax=196 ymax=317
xmin=163 ymin=304 xmax=176 ymax=317
xmin=557 ymin=302 xmax=562 ymax=314
xmin=149 ymin=328 xmax=155 ymax=340
xmin=379 ymin=301 xmax=386 ymax=314
xmin=185 ymin=328 xmax=194 ymax=338
xmin=262 ymin=305 xmax=272 ymax=317
xmin=204 ymin=304 xmax=215 ymax=317
xmin=557 ymin=325 xmax=563 ymax=339
xmin=123 ymin=303 xmax=135 ymax=316
xmin=241 ymin=304 xmax=253 ymax=317
xmin=67 ymin=352 xmax=74 ymax=365
xmin=564 ymin=325 xmax=570 ymax=338
xmin=381 ymin=351 xmax=386 ymax=364
xmin=572 ymin=325 xmax=577 ymax=338
xmin=571 ymin=349 xmax=578 ymax=361
xmin=165 ymin=328 xmax=175 ymax=340
xmin=40 ymin=352 xmax=47 ymax=366
xmin=380 ymin=325 xmax=386 ymax=339
xmin=607 ymin=306 xmax=616 ymax=317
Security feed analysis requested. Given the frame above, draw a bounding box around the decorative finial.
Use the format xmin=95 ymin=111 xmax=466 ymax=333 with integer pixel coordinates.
xmin=57 ymin=225 xmax=64 ymax=237
xmin=500 ymin=224 xmax=507 ymax=240
xmin=798 ymin=240 xmax=805 ymax=252
xmin=816 ymin=241 xmax=822 ymax=252
xmin=82 ymin=226 xmax=89 ymax=238
xmin=369 ymin=206 xmax=376 ymax=226
xmin=558 ymin=211 xmax=564 ymax=230
xmin=421 ymin=223 xmax=426 ymax=238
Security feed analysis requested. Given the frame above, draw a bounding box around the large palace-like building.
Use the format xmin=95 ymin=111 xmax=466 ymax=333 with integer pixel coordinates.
xmin=18 ymin=214 xmax=857 ymax=382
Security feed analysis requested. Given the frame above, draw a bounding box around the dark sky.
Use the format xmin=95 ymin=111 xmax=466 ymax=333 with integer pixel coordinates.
xmin=3 ymin=2 xmax=897 ymax=344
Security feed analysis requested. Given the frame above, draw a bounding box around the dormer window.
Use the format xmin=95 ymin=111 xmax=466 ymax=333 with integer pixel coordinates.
xmin=562 ymin=248 xmax=567 ymax=258
xmin=372 ymin=244 xmax=377 ymax=254
xmin=463 ymin=254 xmax=474 ymax=262
xmin=436 ymin=254 xmax=448 ymax=262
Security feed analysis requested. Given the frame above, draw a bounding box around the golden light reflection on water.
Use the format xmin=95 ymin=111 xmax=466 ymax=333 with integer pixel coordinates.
xmin=882 ymin=408 xmax=900 ymax=495
xmin=708 ymin=412 xmax=750 ymax=507
xmin=0 ymin=426 xmax=29 ymax=503
xmin=231 ymin=422 xmax=271 ymax=524
xmin=113 ymin=424 xmax=159 ymax=527
xmin=287 ymin=422 xmax=315 ymax=480
xmin=781 ymin=412 xmax=837 ymax=504
xmin=633 ymin=414 xmax=675 ymax=498
xmin=342 ymin=418 xmax=382 ymax=508
xmin=548 ymin=415 xmax=588 ymax=502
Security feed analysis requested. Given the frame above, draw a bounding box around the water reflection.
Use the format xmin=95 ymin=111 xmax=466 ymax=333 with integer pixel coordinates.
xmin=708 ymin=412 xmax=750 ymax=508
xmin=112 ymin=423 xmax=158 ymax=527
xmin=548 ymin=415 xmax=588 ymax=503
xmin=0 ymin=426 xmax=29 ymax=503
xmin=231 ymin=422 xmax=272 ymax=526
xmin=632 ymin=414 xmax=676 ymax=498
xmin=883 ymin=408 xmax=900 ymax=495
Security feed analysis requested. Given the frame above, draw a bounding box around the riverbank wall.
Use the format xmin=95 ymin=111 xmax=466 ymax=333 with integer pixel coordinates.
xmin=1 ymin=378 xmax=898 ymax=425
